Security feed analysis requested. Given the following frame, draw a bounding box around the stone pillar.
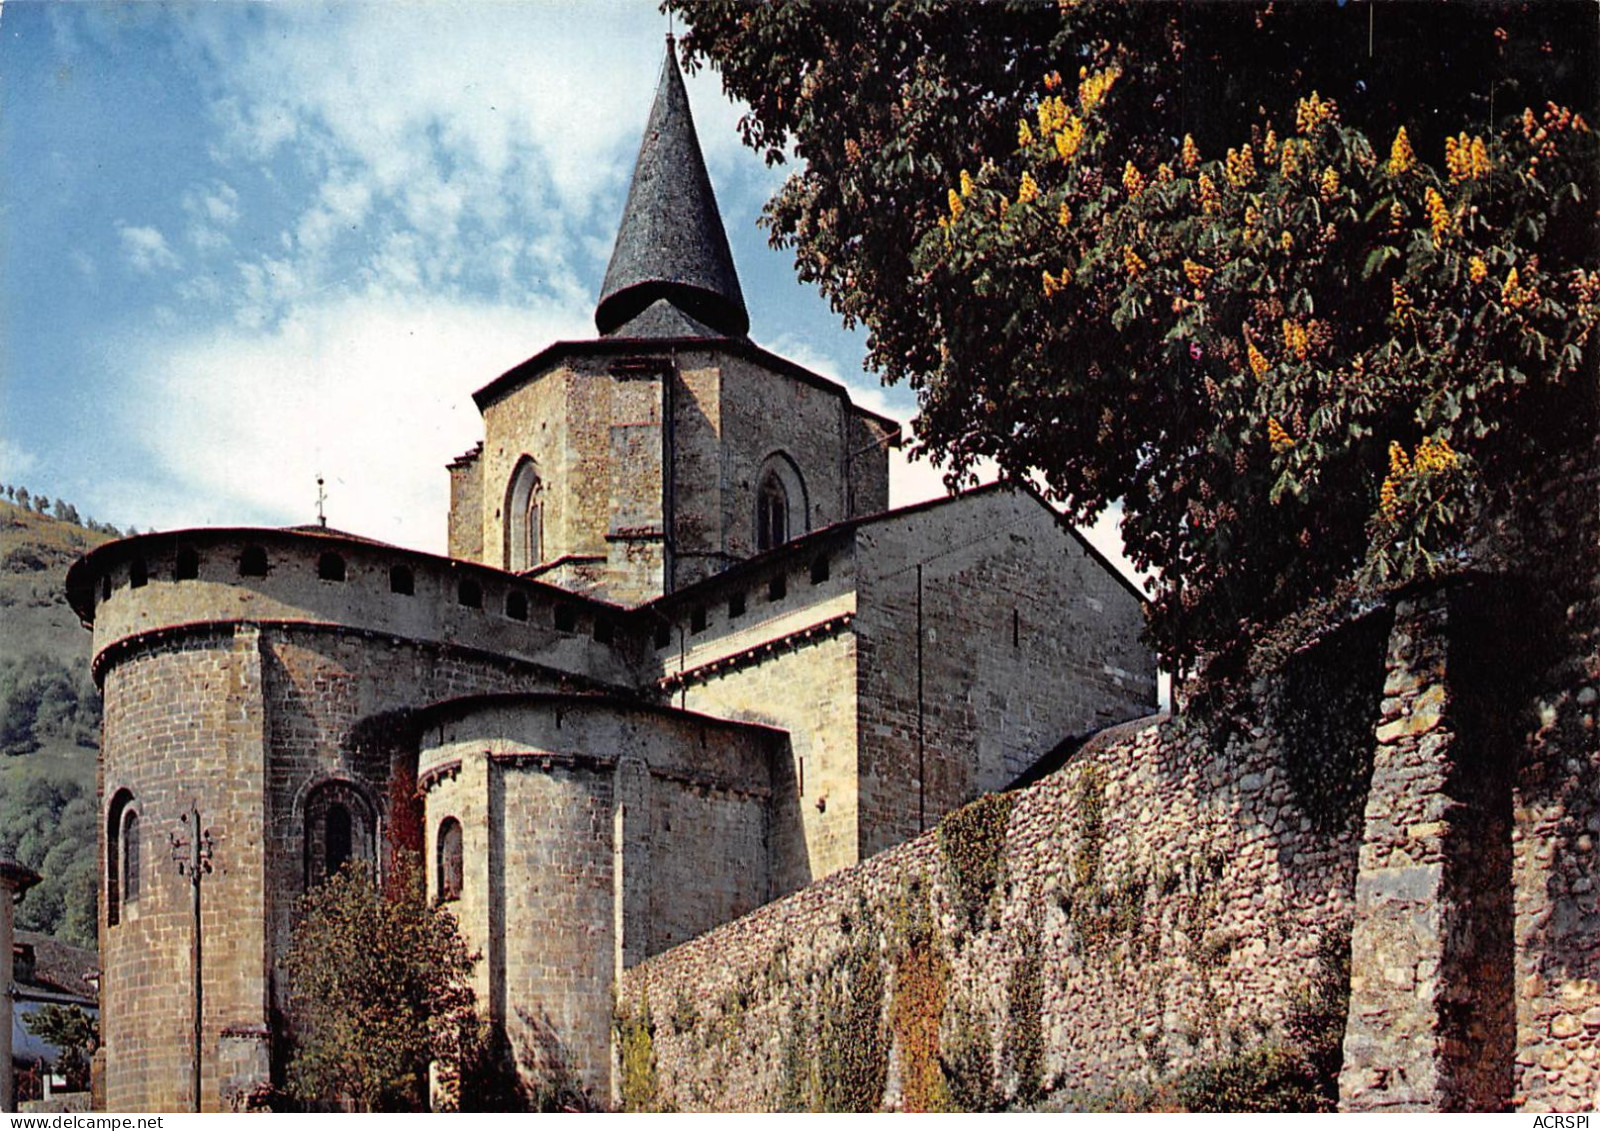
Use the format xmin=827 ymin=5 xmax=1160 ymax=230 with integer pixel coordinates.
xmin=1340 ymin=584 xmax=1516 ymax=1111
xmin=0 ymin=859 xmax=41 ymax=1112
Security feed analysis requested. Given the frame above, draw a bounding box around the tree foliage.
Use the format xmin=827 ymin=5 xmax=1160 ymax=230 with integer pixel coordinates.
xmin=23 ymin=1004 xmax=100 ymax=1092
xmin=282 ymin=859 xmax=480 ymax=1112
xmin=0 ymin=764 xmax=97 ymax=947
xmin=672 ymin=1 xmax=1599 ymax=674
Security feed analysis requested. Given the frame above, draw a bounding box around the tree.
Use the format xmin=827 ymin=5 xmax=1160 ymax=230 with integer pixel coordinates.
xmin=281 ymin=859 xmax=480 ymax=1112
xmin=22 ymin=1005 xmax=99 ymax=1093
xmin=671 ymin=1 xmax=1599 ymax=676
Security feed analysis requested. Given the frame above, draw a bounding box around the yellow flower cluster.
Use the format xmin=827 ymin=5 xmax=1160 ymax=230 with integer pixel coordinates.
xmin=1123 ymin=161 xmax=1145 ymax=198
xmin=844 ymin=138 xmax=862 ymax=163
xmin=1183 ymin=259 xmax=1213 ymax=286
xmin=1280 ymin=230 xmax=1294 ymax=252
xmin=1243 ymin=204 xmax=1261 ymax=239
xmin=1388 ymin=126 xmax=1416 ymax=175
xmin=960 ymin=169 xmax=975 ymax=197
xmin=1380 ymin=435 xmax=1460 ymax=518
xmin=1042 ymin=269 xmax=1064 ymax=297
xmin=1247 ymin=337 xmax=1270 ymax=378
xmin=1155 ymin=162 xmax=1175 ymax=184
xmin=1057 ymin=201 xmax=1073 ymax=228
xmin=1425 ymin=187 xmax=1452 ymax=241
xmin=1319 ymin=166 xmax=1340 ymax=200
xmin=1262 ymin=128 xmax=1279 ymax=163
xmin=1295 ymin=90 xmax=1338 ymax=134
xmin=1224 ymin=144 xmax=1256 ymax=187
xmin=1267 ymin=417 xmax=1295 ymax=450
xmin=1282 ymin=319 xmax=1309 ymax=360
xmin=1181 ymin=133 xmax=1200 ymax=170
xmin=1280 ymin=138 xmax=1304 ymax=179
xmin=1054 ymin=117 xmax=1086 ymax=162
xmin=947 ymin=188 xmax=964 ymax=221
xmin=1077 ymin=64 xmax=1121 ymax=114
xmin=1413 ymin=435 xmax=1458 ymax=475
xmin=1502 ymin=266 xmax=1533 ymax=307
xmin=1389 ymin=201 xmax=1405 ymax=232
xmin=1018 ymin=171 xmax=1040 ymax=205
xmin=1444 ymin=132 xmax=1491 ymax=181
xmin=1018 ymin=119 xmax=1035 ymax=149
xmin=1198 ymin=173 xmax=1221 ymax=214
xmin=1392 ymin=281 xmax=1414 ymax=322
xmin=1037 ymin=94 xmax=1071 ymax=135
xmin=1468 ymin=256 xmax=1488 ymax=283
xmin=1123 ymin=245 xmax=1146 ymax=276
xmin=1043 ymin=70 xmax=1062 ymax=91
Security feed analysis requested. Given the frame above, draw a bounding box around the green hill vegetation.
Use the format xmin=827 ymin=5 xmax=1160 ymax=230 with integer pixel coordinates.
xmin=0 ymin=496 xmax=109 ymax=947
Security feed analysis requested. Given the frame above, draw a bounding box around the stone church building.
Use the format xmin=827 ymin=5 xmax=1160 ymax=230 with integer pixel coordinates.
xmin=67 ymin=45 xmax=1156 ymax=1110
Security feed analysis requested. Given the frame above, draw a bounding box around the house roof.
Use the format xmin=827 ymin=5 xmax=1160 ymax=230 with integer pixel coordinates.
xmin=594 ymin=37 xmax=748 ymax=340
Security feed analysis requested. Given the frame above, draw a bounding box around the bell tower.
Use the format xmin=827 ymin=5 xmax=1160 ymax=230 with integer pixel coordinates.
xmin=447 ymin=39 xmax=895 ymax=603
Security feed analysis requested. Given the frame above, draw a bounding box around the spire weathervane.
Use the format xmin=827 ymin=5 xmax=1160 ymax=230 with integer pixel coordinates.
xmin=316 ymin=475 xmax=327 ymax=528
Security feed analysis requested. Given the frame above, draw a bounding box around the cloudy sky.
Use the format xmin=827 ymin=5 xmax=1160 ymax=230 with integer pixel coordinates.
xmin=1 ymin=1 xmax=1130 ymax=569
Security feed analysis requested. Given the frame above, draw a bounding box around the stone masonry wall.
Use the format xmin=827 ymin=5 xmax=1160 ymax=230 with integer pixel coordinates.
xmin=854 ymin=489 xmax=1158 ymax=859
xmin=99 ymin=628 xmax=270 ymax=1113
xmin=617 ymin=704 xmax=1367 ymax=1112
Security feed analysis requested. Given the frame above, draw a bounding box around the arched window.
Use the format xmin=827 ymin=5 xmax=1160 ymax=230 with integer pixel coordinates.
xmin=754 ymin=453 xmax=808 ymax=553
xmin=506 ymin=458 xmax=543 ymax=572
xmin=304 ymin=781 xmax=376 ymax=888
xmin=757 ymin=476 xmax=787 ymax=551
xmin=107 ymin=789 xmax=138 ymax=926
xmin=437 ymin=818 xmax=463 ymax=903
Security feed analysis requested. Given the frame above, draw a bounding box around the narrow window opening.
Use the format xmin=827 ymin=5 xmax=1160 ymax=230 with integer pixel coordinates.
xmin=100 ymin=576 xmax=111 ymax=602
xmin=107 ymin=790 xmax=136 ymax=926
xmin=122 ymin=811 xmax=141 ymax=904
xmin=129 ymin=559 xmax=147 ymax=589
xmin=690 ymin=606 xmax=707 ymax=635
xmin=174 ymin=547 xmax=199 ymax=581
xmin=390 ymin=564 xmax=415 ymax=595
xmin=553 ymin=603 xmax=577 ymax=633
xmin=505 ymin=590 xmax=529 ymax=621
xmin=437 ymin=817 xmax=464 ymax=903
xmin=317 ymin=551 xmax=346 ymax=582
xmin=728 ymin=591 xmax=746 ymax=619
xmin=458 ymin=578 xmax=483 ymax=609
xmin=593 ymin=617 xmax=614 ymax=645
xmin=1013 ymin=608 xmax=1021 ymax=648
xmin=768 ymin=573 xmax=787 ymax=602
xmin=239 ymin=545 xmax=268 ymax=577
xmin=810 ymin=555 xmax=830 ymax=585
xmin=325 ymin=803 xmax=352 ymax=877
xmin=757 ymin=474 xmax=788 ymax=551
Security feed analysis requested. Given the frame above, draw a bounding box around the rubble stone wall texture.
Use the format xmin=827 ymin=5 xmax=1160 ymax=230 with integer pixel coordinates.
xmin=617 ymin=672 xmax=1373 ymax=1112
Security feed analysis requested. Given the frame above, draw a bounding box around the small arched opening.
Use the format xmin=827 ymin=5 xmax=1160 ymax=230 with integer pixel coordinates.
xmin=505 ymin=458 xmax=544 ymax=572
xmin=436 ymin=817 xmax=463 ymax=903
xmin=754 ymin=453 xmax=808 ymax=552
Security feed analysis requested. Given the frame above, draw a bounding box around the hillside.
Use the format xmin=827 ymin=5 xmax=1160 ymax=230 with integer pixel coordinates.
xmin=0 ymin=499 xmax=110 ymax=947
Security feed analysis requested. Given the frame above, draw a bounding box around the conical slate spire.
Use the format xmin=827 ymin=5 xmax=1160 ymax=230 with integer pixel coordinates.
xmin=595 ymin=39 xmax=749 ymax=339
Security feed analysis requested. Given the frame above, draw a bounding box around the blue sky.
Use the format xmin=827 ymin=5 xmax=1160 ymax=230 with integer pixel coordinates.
xmin=2 ymin=0 xmax=1128 ymax=565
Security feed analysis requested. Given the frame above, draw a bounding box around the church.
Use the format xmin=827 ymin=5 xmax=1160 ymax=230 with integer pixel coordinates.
xmin=66 ymin=43 xmax=1156 ymax=1110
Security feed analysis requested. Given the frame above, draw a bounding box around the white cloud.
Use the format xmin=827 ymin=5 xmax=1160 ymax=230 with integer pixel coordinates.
xmin=118 ymin=224 xmax=180 ymax=273
xmin=0 ymin=439 xmax=39 ymax=481
xmin=116 ymin=288 xmax=593 ymax=552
